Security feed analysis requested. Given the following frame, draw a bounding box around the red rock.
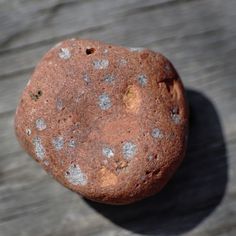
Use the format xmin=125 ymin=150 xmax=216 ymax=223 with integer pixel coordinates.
xmin=15 ymin=38 xmax=188 ymax=204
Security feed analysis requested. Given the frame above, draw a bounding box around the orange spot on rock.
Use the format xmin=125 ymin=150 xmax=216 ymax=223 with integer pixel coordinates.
xmin=123 ymin=85 xmax=141 ymax=113
xmin=99 ymin=167 xmax=118 ymax=187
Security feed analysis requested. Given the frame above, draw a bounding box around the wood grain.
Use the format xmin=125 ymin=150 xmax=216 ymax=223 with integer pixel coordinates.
xmin=0 ymin=0 xmax=236 ymax=235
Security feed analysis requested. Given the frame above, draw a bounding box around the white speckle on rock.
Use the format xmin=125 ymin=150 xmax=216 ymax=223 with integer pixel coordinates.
xmin=75 ymin=90 xmax=85 ymax=103
xmin=103 ymin=49 xmax=109 ymax=54
xmin=68 ymin=139 xmax=76 ymax=148
xmin=65 ymin=164 xmax=87 ymax=186
xmin=104 ymin=75 xmax=115 ymax=83
xmin=56 ymin=98 xmax=64 ymax=111
xmin=43 ymin=160 xmax=49 ymax=166
xmin=83 ymin=73 xmax=91 ymax=84
xmin=122 ymin=141 xmax=137 ymax=160
xmin=26 ymin=128 xmax=31 ymax=136
xmin=98 ymin=93 xmax=112 ymax=110
xmin=151 ymin=128 xmax=163 ymax=139
xmin=36 ymin=118 xmax=47 ymax=131
xmin=59 ymin=48 xmax=71 ymax=59
xmin=165 ymin=63 xmax=171 ymax=72
xmin=52 ymin=136 xmax=64 ymax=151
xmin=119 ymin=58 xmax=127 ymax=66
xmin=171 ymin=107 xmax=181 ymax=124
xmin=102 ymin=147 xmax=114 ymax=158
xmin=147 ymin=155 xmax=154 ymax=161
xmin=137 ymin=74 xmax=148 ymax=87
xmin=33 ymin=137 xmax=45 ymax=160
xmin=171 ymin=114 xmax=181 ymax=124
xmin=93 ymin=59 xmax=109 ymax=69
xmin=141 ymin=175 xmax=147 ymax=181
xmin=129 ymin=47 xmax=144 ymax=52
xmin=103 ymin=48 xmax=109 ymax=55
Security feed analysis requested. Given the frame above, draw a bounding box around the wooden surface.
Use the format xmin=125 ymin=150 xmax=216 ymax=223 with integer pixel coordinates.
xmin=0 ymin=0 xmax=236 ymax=235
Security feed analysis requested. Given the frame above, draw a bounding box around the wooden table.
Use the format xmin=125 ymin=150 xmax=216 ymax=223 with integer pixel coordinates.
xmin=0 ymin=0 xmax=236 ymax=235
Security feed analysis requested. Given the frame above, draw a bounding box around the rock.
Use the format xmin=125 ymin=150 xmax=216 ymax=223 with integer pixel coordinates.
xmin=15 ymin=38 xmax=188 ymax=204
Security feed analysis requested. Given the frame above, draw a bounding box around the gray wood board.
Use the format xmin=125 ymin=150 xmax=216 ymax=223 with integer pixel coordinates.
xmin=0 ymin=0 xmax=236 ymax=235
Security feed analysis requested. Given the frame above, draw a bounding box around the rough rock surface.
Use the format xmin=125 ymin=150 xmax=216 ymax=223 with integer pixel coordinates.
xmin=15 ymin=39 xmax=188 ymax=204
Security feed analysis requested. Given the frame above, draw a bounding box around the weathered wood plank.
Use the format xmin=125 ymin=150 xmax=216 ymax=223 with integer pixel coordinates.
xmin=0 ymin=74 xmax=29 ymax=114
xmin=0 ymin=0 xmax=233 ymax=54
xmin=1 ymin=0 xmax=236 ymax=235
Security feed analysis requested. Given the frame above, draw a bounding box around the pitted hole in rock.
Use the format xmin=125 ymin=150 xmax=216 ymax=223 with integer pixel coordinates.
xmin=164 ymin=79 xmax=174 ymax=93
xmin=37 ymin=90 xmax=42 ymax=96
xmin=135 ymin=183 xmax=141 ymax=189
xmin=153 ymin=154 xmax=159 ymax=160
xmin=145 ymin=169 xmax=160 ymax=178
xmin=172 ymin=107 xmax=180 ymax=115
xmin=153 ymin=169 xmax=160 ymax=177
xmin=171 ymin=106 xmax=181 ymax=124
xmin=142 ymin=177 xmax=148 ymax=184
xmin=158 ymin=78 xmax=181 ymax=101
xmin=86 ymin=48 xmax=95 ymax=55
xmin=30 ymin=90 xmax=43 ymax=101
